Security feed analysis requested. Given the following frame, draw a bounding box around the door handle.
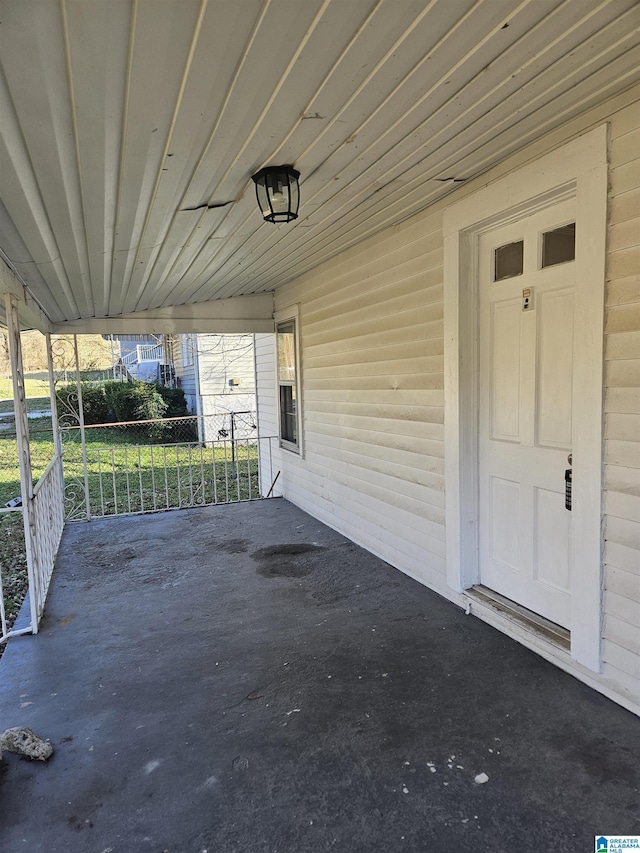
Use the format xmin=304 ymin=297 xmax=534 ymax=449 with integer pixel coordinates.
xmin=564 ymin=468 xmax=572 ymax=511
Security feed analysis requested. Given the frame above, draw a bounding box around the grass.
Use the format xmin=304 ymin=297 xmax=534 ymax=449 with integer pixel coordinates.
xmin=62 ymin=425 xmax=260 ymax=517
xmin=0 ymin=370 xmax=113 ymax=402
xmin=0 ymin=376 xmax=50 ymax=400
xmin=0 ymin=417 xmax=260 ymax=644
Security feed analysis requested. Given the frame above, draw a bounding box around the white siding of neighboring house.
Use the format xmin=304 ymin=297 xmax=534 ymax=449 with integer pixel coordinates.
xmin=196 ymin=333 xmax=256 ymax=418
xmin=256 ymin=87 xmax=640 ymax=711
xmin=172 ymin=334 xmax=198 ymax=413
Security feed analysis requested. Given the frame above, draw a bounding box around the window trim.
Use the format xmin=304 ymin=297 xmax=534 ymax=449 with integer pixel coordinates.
xmin=181 ymin=334 xmax=195 ymax=368
xmin=275 ymin=305 xmax=302 ymax=455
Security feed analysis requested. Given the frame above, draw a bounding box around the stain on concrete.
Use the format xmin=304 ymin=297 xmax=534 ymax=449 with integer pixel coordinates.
xmin=208 ymin=538 xmax=249 ymax=554
xmin=232 ymin=756 xmax=249 ymax=772
xmin=550 ymin=731 xmax=638 ymax=786
xmin=67 ymin=815 xmax=94 ymax=832
xmin=252 ymin=543 xmax=325 ymax=578
xmin=114 ymin=547 xmax=136 ymax=561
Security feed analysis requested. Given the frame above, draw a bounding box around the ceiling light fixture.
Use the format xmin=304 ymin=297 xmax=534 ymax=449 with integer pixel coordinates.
xmin=251 ymin=165 xmax=300 ymax=223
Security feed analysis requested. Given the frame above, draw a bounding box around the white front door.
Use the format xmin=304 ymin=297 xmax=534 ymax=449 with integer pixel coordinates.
xmin=478 ymin=200 xmax=578 ymax=628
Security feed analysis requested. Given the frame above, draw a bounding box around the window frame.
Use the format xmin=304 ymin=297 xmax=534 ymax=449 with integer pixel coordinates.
xmin=275 ymin=306 xmax=302 ymax=455
xmin=181 ymin=334 xmax=195 ymax=368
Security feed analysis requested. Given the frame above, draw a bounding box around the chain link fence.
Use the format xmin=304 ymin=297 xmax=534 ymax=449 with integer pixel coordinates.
xmin=59 ymin=411 xmax=270 ymax=520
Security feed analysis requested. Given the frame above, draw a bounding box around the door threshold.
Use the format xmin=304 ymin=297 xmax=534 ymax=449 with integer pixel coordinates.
xmin=467 ymin=586 xmax=571 ymax=652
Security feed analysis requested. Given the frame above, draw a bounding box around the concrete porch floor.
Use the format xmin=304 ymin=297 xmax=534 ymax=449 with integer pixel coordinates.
xmin=0 ymin=499 xmax=638 ymax=853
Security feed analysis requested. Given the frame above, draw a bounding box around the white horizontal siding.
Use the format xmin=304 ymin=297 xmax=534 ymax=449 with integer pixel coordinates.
xmin=602 ymin=99 xmax=640 ymax=706
xmin=171 ymin=335 xmax=197 ymax=406
xmin=272 ymin=205 xmax=447 ymax=587
xmin=265 ymin=89 xmax=640 ymax=712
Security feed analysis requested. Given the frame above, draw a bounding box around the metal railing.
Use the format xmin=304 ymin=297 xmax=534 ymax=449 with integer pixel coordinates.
xmin=0 ymin=452 xmax=64 ymax=643
xmin=121 ymin=344 xmax=164 ymax=365
xmin=29 ymin=454 xmax=65 ymax=622
xmin=59 ymin=412 xmax=277 ymax=520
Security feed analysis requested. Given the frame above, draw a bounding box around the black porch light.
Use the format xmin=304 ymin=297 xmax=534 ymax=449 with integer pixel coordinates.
xmin=251 ymin=165 xmax=300 ymax=223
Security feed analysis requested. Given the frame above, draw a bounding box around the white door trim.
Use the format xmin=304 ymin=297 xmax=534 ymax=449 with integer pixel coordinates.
xmin=443 ymin=125 xmax=608 ymax=673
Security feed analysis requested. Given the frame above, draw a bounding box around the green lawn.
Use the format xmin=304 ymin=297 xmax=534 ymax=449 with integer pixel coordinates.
xmin=61 ymin=425 xmax=260 ymax=517
xmin=0 ymin=369 xmax=113 ymax=402
xmin=0 ymin=376 xmax=50 ymax=400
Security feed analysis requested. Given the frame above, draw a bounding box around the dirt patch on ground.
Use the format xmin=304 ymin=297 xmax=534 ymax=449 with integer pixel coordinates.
xmin=252 ymin=543 xmax=325 ymax=578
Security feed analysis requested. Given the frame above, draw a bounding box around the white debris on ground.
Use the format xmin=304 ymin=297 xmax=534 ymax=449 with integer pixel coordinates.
xmin=474 ymin=772 xmax=489 ymax=784
xmin=0 ymin=727 xmax=53 ymax=761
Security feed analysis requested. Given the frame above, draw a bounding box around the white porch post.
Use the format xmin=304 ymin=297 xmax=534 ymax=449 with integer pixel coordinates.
xmin=73 ymin=335 xmax=91 ymax=520
xmin=4 ymin=292 xmax=39 ymax=633
xmin=46 ymin=333 xmax=61 ymax=456
xmin=193 ymin=338 xmax=205 ymax=444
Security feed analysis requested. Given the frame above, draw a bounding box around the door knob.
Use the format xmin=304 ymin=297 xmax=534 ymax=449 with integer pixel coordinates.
xmin=567 ymin=453 xmax=572 ymax=466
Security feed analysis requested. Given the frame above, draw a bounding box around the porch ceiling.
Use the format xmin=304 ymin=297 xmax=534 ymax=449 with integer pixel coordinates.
xmin=1 ymin=0 xmax=639 ymax=332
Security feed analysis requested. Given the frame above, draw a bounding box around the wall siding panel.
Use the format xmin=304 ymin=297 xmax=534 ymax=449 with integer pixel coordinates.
xmin=604 ymin=103 xmax=640 ymax=708
xmin=266 ymin=204 xmax=448 ymax=586
xmin=255 ymin=90 xmax=640 ymax=711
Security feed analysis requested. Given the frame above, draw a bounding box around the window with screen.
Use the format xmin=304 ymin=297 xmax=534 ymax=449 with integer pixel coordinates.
xmin=276 ymin=319 xmax=299 ymax=449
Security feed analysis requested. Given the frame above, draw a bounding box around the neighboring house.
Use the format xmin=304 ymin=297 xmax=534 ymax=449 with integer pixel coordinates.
xmin=172 ymin=334 xmax=257 ymax=442
xmin=105 ymin=334 xmax=167 ymax=383
xmin=255 ymin=96 xmax=640 ymax=715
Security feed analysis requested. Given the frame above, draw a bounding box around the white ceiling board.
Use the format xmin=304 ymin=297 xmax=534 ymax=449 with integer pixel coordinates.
xmin=224 ymin=47 xmax=640 ymax=289
xmin=0 ymin=1 xmax=95 ymax=318
xmin=50 ymin=293 xmax=275 ymax=335
xmin=133 ymin=2 xmax=640 ymax=302
xmin=0 ymin=0 xmax=639 ymax=330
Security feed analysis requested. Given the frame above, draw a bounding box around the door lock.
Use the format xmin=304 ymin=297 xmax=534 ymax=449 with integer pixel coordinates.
xmin=564 ymin=468 xmax=572 ymax=511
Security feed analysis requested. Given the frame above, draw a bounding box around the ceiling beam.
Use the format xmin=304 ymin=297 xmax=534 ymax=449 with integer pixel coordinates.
xmin=50 ymin=293 xmax=275 ymax=335
xmin=0 ymin=256 xmax=53 ymax=333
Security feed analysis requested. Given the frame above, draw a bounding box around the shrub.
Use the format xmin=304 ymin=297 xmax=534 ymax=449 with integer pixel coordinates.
xmin=103 ymin=381 xmax=164 ymax=422
xmin=57 ymin=380 xmax=185 ymax=440
xmin=155 ymin=385 xmax=189 ymax=418
xmin=56 ymin=383 xmax=110 ymax=425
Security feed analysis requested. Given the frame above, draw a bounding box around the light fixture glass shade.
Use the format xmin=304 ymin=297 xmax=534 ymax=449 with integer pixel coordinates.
xmin=252 ymin=166 xmax=300 ymax=223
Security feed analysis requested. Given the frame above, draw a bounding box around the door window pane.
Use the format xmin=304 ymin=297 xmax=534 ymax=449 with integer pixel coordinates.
xmin=494 ymin=240 xmax=524 ymax=280
xmin=542 ymin=223 xmax=575 ymax=267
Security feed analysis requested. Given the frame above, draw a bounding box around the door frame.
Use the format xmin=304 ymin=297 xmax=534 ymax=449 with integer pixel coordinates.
xmin=443 ymin=125 xmax=608 ymax=673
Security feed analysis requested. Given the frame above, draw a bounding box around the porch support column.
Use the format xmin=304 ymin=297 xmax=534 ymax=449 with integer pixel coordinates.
xmin=72 ymin=335 xmax=91 ymax=520
xmin=4 ymin=292 xmax=39 ymax=633
xmin=46 ymin=333 xmax=61 ymax=456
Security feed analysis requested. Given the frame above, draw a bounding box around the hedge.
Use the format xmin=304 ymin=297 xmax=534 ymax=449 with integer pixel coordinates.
xmin=55 ymin=381 xmax=191 ymax=439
